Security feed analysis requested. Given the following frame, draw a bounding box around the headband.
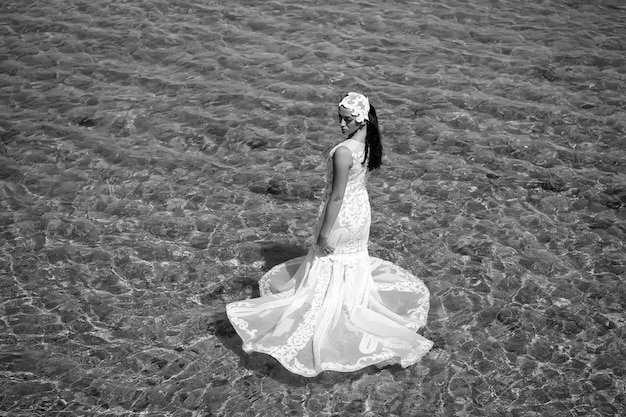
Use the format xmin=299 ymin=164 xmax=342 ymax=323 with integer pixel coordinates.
xmin=339 ymin=92 xmax=370 ymax=123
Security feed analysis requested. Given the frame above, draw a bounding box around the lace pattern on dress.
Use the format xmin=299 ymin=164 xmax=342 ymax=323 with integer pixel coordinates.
xmin=254 ymin=258 xmax=333 ymax=362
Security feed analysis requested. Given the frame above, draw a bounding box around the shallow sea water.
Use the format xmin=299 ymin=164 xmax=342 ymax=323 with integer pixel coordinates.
xmin=1 ymin=0 xmax=625 ymax=416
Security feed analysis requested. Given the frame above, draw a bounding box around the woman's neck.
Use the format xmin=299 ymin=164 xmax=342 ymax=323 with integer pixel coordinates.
xmin=347 ymin=126 xmax=367 ymax=143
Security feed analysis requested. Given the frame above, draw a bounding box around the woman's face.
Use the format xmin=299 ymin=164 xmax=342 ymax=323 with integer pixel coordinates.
xmin=338 ymin=106 xmax=361 ymax=136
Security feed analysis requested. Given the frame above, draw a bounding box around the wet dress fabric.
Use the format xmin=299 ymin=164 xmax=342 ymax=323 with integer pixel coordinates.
xmin=227 ymin=138 xmax=433 ymax=376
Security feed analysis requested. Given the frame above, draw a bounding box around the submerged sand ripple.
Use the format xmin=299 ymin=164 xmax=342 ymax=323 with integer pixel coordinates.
xmin=1 ymin=0 xmax=625 ymax=416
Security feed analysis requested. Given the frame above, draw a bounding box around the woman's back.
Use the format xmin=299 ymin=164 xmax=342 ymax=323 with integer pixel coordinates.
xmin=327 ymin=138 xmax=369 ymax=191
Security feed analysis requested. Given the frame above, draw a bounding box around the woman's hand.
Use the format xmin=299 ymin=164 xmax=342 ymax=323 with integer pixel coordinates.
xmin=316 ymin=235 xmax=334 ymax=256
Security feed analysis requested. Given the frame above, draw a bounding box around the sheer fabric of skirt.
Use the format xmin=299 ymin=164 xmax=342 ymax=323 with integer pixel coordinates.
xmin=227 ymin=250 xmax=433 ymax=376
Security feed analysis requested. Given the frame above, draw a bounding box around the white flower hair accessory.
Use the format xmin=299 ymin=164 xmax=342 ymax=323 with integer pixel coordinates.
xmin=339 ymin=92 xmax=370 ymax=123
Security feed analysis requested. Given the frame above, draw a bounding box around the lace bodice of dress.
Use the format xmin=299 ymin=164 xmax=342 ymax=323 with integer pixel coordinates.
xmin=316 ymin=138 xmax=371 ymax=255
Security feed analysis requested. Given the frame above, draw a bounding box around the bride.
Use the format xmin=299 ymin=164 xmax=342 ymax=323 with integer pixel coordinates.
xmin=226 ymin=92 xmax=433 ymax=377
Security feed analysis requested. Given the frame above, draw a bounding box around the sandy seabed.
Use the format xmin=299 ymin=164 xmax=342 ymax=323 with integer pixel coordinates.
xmin=1 ymin=0 xmax=625 ymax=416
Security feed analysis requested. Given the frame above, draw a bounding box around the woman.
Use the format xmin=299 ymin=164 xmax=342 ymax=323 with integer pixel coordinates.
xmin=227 ymin=92 xmax=433 ymax=377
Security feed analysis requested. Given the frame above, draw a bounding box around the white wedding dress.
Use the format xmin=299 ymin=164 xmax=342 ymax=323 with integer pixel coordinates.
xmin=227 ymin=138 xmax=433 ymax=376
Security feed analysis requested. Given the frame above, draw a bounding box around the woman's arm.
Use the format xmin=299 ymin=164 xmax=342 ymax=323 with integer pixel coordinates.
xmin=316 ymin=146 xmax=352 ymax=255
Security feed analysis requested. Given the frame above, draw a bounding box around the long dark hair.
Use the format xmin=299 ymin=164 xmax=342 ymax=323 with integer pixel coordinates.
xmin=363 ymin=104 xmax=382 ymax=171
